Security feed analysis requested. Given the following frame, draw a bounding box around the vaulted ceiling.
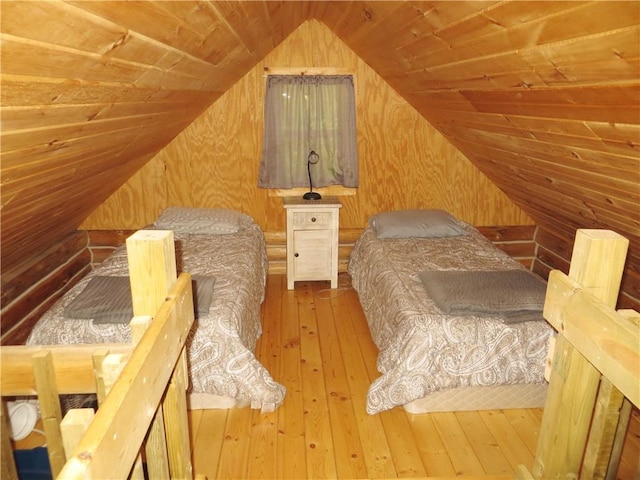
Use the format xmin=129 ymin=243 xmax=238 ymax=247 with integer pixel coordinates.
xmin=1 ymin=2 xmax=639 ymax=289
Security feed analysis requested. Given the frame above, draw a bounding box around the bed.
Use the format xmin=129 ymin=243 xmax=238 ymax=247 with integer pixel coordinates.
xmin=347 ymin=209 xmax=555 ymax=414
xmin=3 ymin=235 xmax=196 ymax=478
xmin=26 ymin=207 xmax=286 ymax=412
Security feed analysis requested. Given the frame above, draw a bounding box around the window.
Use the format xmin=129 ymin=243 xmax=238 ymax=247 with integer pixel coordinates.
xmin=258 ymin=75 xmax=358 ymax=189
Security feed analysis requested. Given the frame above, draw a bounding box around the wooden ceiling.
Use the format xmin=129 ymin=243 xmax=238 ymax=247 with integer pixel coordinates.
xmin=1 ymin=2 xmax=639 ymax=285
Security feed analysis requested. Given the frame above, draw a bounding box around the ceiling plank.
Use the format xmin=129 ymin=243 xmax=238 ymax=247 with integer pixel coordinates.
xmin=398 ymin=2 xmax=636 ymax=71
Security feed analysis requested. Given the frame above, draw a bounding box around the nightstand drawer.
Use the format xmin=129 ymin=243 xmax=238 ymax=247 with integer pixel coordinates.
xmin=292 ymin=211 xmax=333 ymax=227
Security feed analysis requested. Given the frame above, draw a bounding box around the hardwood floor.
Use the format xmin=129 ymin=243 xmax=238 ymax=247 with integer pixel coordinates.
xmin=188 ymin=274 xmax=640 ymax=479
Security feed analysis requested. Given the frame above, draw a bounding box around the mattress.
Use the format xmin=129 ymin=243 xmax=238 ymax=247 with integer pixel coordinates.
xmin=348 ymin=223 xmax=554 ymax=414
xmin=27 ymin=221 xmax=286 ymax=412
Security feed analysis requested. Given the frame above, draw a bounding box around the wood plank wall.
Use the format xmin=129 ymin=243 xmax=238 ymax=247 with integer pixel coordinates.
xmin=80 ymin=19 xmax=531 ymax=233
xmin=1 ymin=231 xmax=91 ymax=345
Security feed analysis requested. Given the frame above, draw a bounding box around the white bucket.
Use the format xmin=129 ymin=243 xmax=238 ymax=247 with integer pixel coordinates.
xmin=7 ymin=401 xmax=39 ymax=441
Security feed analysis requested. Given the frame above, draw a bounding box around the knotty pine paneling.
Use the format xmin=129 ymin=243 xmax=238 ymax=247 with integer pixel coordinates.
xmin=1 ymin=0 xmax=247 ymax=291
xmin=0 ymin=231 xmax=91 ymax=345
xmin=82 ymin=19 xmax=531 ymax=232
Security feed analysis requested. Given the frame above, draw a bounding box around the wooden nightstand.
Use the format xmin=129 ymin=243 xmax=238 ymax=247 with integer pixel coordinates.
xmin=284 ymin=197 xmax=342 ymax=290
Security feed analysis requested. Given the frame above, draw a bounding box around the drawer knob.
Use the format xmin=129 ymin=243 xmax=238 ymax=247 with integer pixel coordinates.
xmin=294 ymin=253 xmax=299 ymax=257
xmin=311 ymin=217 xmax=317 ymax=222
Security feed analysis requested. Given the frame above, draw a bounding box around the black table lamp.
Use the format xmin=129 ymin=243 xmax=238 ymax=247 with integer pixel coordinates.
xmin=303 ymin=150 xmax=322 ymax=200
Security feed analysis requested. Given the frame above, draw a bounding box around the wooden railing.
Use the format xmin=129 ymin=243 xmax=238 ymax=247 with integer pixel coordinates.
xmin=1 ymin=230 xmax=198 ymax=479
xmin=517 ymin=229 xmax=639 ymax=479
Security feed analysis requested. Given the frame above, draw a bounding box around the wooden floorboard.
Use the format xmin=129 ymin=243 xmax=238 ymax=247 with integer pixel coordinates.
xmin=188 ymin=273 xmax=640 ymax=480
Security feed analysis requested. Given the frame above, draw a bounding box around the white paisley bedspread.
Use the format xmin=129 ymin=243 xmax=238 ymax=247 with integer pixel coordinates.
xmin=348 ymin=223 xmax=554 ymax=414
xmin=27 ymin=223 xmax=286 ymax=411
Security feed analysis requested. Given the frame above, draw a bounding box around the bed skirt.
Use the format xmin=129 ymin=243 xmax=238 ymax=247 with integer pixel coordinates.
xmin=187 ymin=392 xmax=277 ymax=413
xmin=402 ymin=382 xmax=548 ymax=414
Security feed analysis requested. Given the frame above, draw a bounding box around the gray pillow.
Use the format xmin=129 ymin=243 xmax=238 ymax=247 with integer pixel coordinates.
xmin=154 ymin=207 xmax=252 ymax=234
xmin=418 ymin=269 xmax=547 ymax=324
xmin=65 ymin=275 xmax=216 ymax=324
xmin=369 ymin=209 xmax=467 ymax=238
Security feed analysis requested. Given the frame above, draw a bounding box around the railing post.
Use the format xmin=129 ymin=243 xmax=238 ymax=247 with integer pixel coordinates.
xmin=32 ymin=351 xmax=65 ymax=476
xmin=1 ymin=403 xmax=18 ymax=480
xmin=126 ymin=230 xmax=177 ymax=479
xmin=126 ymin=229 xmax=193 ymax=479
xmin=532 ymin=229 xmax=629 ymax=479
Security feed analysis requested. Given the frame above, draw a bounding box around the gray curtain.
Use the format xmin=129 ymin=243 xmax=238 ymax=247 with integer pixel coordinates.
xmin=258 ymin=75 xmax=358 ymax=189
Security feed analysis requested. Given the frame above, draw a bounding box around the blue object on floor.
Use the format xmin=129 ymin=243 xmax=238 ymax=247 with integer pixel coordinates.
xmin=13 ymin=447 xmax=52 ymax=480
